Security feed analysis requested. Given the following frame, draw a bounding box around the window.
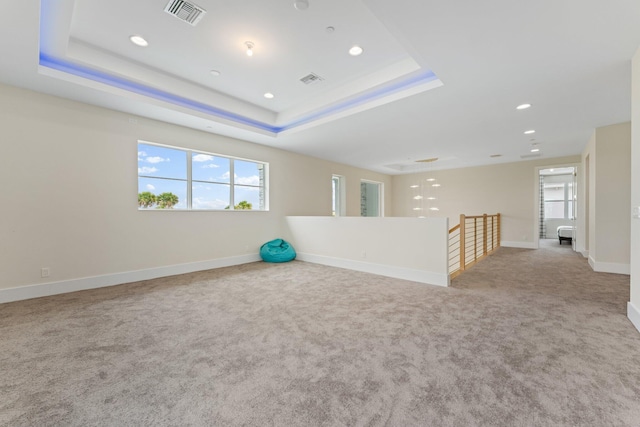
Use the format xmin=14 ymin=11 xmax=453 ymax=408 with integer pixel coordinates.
xmin=543 ymin=181 xmax=573 ymax=219
xmin=332 ymin=175 xmax=345 ymax=216
xmin=138 ymin=142 xmax=267 ymax=210
xmin=360 ymin=180 xmax=383 ymax=217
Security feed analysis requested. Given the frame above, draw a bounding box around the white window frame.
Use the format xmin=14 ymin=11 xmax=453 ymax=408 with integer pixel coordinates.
xmin=137 ymin=140 xmax=269 ymax=211
xmin=543 ymin=181 xmax=573 ymax=219
xmin=332 ymin=175 xmax=346 ymax=216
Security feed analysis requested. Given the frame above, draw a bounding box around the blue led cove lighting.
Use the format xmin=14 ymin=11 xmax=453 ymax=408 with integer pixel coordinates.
xmin=38 ymin=0 xmax=439 ymax=135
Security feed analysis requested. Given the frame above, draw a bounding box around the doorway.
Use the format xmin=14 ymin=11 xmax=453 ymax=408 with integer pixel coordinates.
xmin=537 ymin=166 xmax=577 ymax=250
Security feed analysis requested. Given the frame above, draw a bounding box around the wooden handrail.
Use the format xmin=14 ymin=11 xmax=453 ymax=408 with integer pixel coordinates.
xmin=448 ymin=213 xmax=500 ymax=278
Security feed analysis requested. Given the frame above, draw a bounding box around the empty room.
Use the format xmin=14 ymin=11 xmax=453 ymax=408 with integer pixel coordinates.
xmin=2 ymin=0 xmax=640 ymax=425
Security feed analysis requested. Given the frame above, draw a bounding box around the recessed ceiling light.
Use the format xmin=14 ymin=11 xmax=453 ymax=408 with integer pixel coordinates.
xmin=413 ymin=196 xmax=423 ymax=200
xmin=516 ymin=103 xmax=532 ymax=110
xmin=326 ymin=26 xmax=335 ymax=34
xmin=294 ymin=0 xmax=309 ymax=11
xmin=349 ymin=45 xmax=363 ymax=56
xmin=524 ymin=130 xmax=536 ymax=135
xmin=129 ymin=35 xmax=148 ymax=47
xmin=245 ymin=41 xmax=254 ymax=57
xmin=210 ymin=70 xmax=221 ymax=76
xmin=432 ymin=183 xmax=441 ymax=187
xmin=427 ymin=197 xmax=436 ymax=200
xmin=429 ymin=207 xmax=440 ymax=211
xmin=426 ymin=178 xmax=436 ymax=182
xmin=410 ymin=185 xmax=419 ymax=189
xmin=264 ymin=92 xmax=274 ymax=99
xmin=531 ymin=148 xmax=540 ymax=153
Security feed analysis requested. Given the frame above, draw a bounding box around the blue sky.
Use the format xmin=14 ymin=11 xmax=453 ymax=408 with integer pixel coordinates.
xmin=138 ymin=143 xmax=262 ymax=209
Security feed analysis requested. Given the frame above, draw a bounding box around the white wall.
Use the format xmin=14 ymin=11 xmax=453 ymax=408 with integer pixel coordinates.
xmin=581 ymin=122 xmax=631 ymax=274
xmin=629 ymin=47 xmax=640 ymax=332
xmin=0 ymin=84 xmax=392 ymax=301
xmin=391 ymin=156 xmax=580 ymax=248
xmin=284 ymin=217 xmax=449 ymax=286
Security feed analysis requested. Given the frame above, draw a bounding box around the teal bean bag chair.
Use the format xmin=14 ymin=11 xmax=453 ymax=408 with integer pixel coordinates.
xmin=260 ymin=238 xmax=296 ymax=263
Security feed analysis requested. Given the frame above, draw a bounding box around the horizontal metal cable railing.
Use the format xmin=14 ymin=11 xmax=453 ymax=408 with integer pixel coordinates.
xmin=449 ymin=213 xmax=500 ymax=278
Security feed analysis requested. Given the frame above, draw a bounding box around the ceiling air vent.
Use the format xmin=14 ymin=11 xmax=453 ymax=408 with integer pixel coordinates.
xmin=164 ymin=0 xmax=206 ymax=26
xmin=300 ymin=73 xmax=324 ymax=85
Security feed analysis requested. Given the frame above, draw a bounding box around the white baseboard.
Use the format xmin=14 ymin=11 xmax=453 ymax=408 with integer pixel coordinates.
xmin=500 ymin=241 xmax=536 ymax=249
xmin=628 ymin=302 xmax=640 ymax=334
xmin=0 ymin=254 xmax=261 ymax=304
xmin=295 ymin=253 xmax=449 ymax=287
xmin=588 ymin=257 xmax=630 ymax=275
xmin=580 ymin=250 xmax=589 ymax=258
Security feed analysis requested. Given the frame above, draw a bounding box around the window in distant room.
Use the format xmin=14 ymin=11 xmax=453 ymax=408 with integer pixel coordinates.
xmin=137 ymin=141 xmax=268 ymax=210
xmin=543 ymin=179 xmax=574 ymax=219
xmin=360 ymin=180 xmax=383 ymax=217
xmin=332 ymin=175 xmax=345 ymax=216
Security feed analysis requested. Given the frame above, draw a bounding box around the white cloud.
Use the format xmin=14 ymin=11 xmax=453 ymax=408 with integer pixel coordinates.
xmin=137 ymin=150 xmax=147 ymax=161
xmin=236 ymin=175 xmax=259 ymax=186
xmin=192 ymin=197 xmax=228 ymax=210
xmin=193 ymin=154 xmax=214 ymax=162
xmin=202 ymin=163 xmax=219 ymax=169
xmin=138 ymin=166 xmax=158 ymax=174
xmin=146 ymin=156 xmax=168 ymax=164
xmin=221 ymin=171 xmax=231 ymax=180
xmin=146 ymin=184 xmax=155 ymax=190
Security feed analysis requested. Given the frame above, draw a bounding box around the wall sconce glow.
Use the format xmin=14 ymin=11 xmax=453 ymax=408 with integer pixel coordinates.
xmin=524 ymin=130 xmax=536 ymax=135
xmin=349 ymin=45 xmax=363 ymax=56
xmin=264 ymin=92 xmax=274 ymax=99
xmin=413 ymin=195 xmax=423 ymax=200
xmin=129 ymin=35 xmax=149 ymax=47
xmin=245 ymin=41 xmax=254 ymax=57
xmin=516 ymin=103 xmax=531 ymax=110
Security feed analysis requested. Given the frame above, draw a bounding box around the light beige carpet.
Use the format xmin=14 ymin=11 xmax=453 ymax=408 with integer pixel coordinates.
xmin=1 ymin=240 xmax=639 ymax=426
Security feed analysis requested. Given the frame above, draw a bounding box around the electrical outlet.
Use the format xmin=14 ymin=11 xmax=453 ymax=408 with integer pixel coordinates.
xmin=41 ymin=267 xmax=50 ymax=278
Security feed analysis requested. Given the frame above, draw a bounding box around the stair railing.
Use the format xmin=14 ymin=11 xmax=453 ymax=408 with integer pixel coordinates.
xmin=449 ymin=213 xmax=500 ymax=278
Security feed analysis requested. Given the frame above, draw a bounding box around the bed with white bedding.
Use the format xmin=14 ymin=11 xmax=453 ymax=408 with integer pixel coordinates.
xmin=557 ymin=226 xmax=574 ymax=245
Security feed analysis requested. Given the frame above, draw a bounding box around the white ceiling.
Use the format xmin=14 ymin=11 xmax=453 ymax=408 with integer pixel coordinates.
xmin=2 ymin=0 xmax=640 ymax=174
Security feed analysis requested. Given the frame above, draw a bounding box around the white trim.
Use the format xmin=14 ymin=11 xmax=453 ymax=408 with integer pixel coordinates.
xmin=580 ymin=250 xmax=589 ymax=258
xmin=588 ymin=257 xmax=630 ymax=275
xmin=500 ymin=241 xmax=537 ymax=249
xmin=295 ymin=253 xmax=449 ymax=287
xmin=0 ymin=254 xmax=261 ymax=304
xmin=628 ymin=302 xmax=640 ymax=334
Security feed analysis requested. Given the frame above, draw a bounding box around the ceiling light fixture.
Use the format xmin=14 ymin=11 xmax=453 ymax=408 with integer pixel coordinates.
xmin=210 ymin=69 xmax=221 ymax=76
xmin=129 ymin=35 xmax=149 ymax=47
xmin=264 ymin=92 xmax=274 ymax=99
xmin=294 ymin=0 xmax=309 ymax=11
xmin=516 ymin=103 xmax=531 ymax=110
xmin=531 ymin=148 xmax=540 ymax=153
xmin=524 ymin=129 xmax=536 ymax=135
xmin=349 ymin=45 xmax=363 ymax=56
xmin=245 ymin=41 xmax=254 ymax=57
